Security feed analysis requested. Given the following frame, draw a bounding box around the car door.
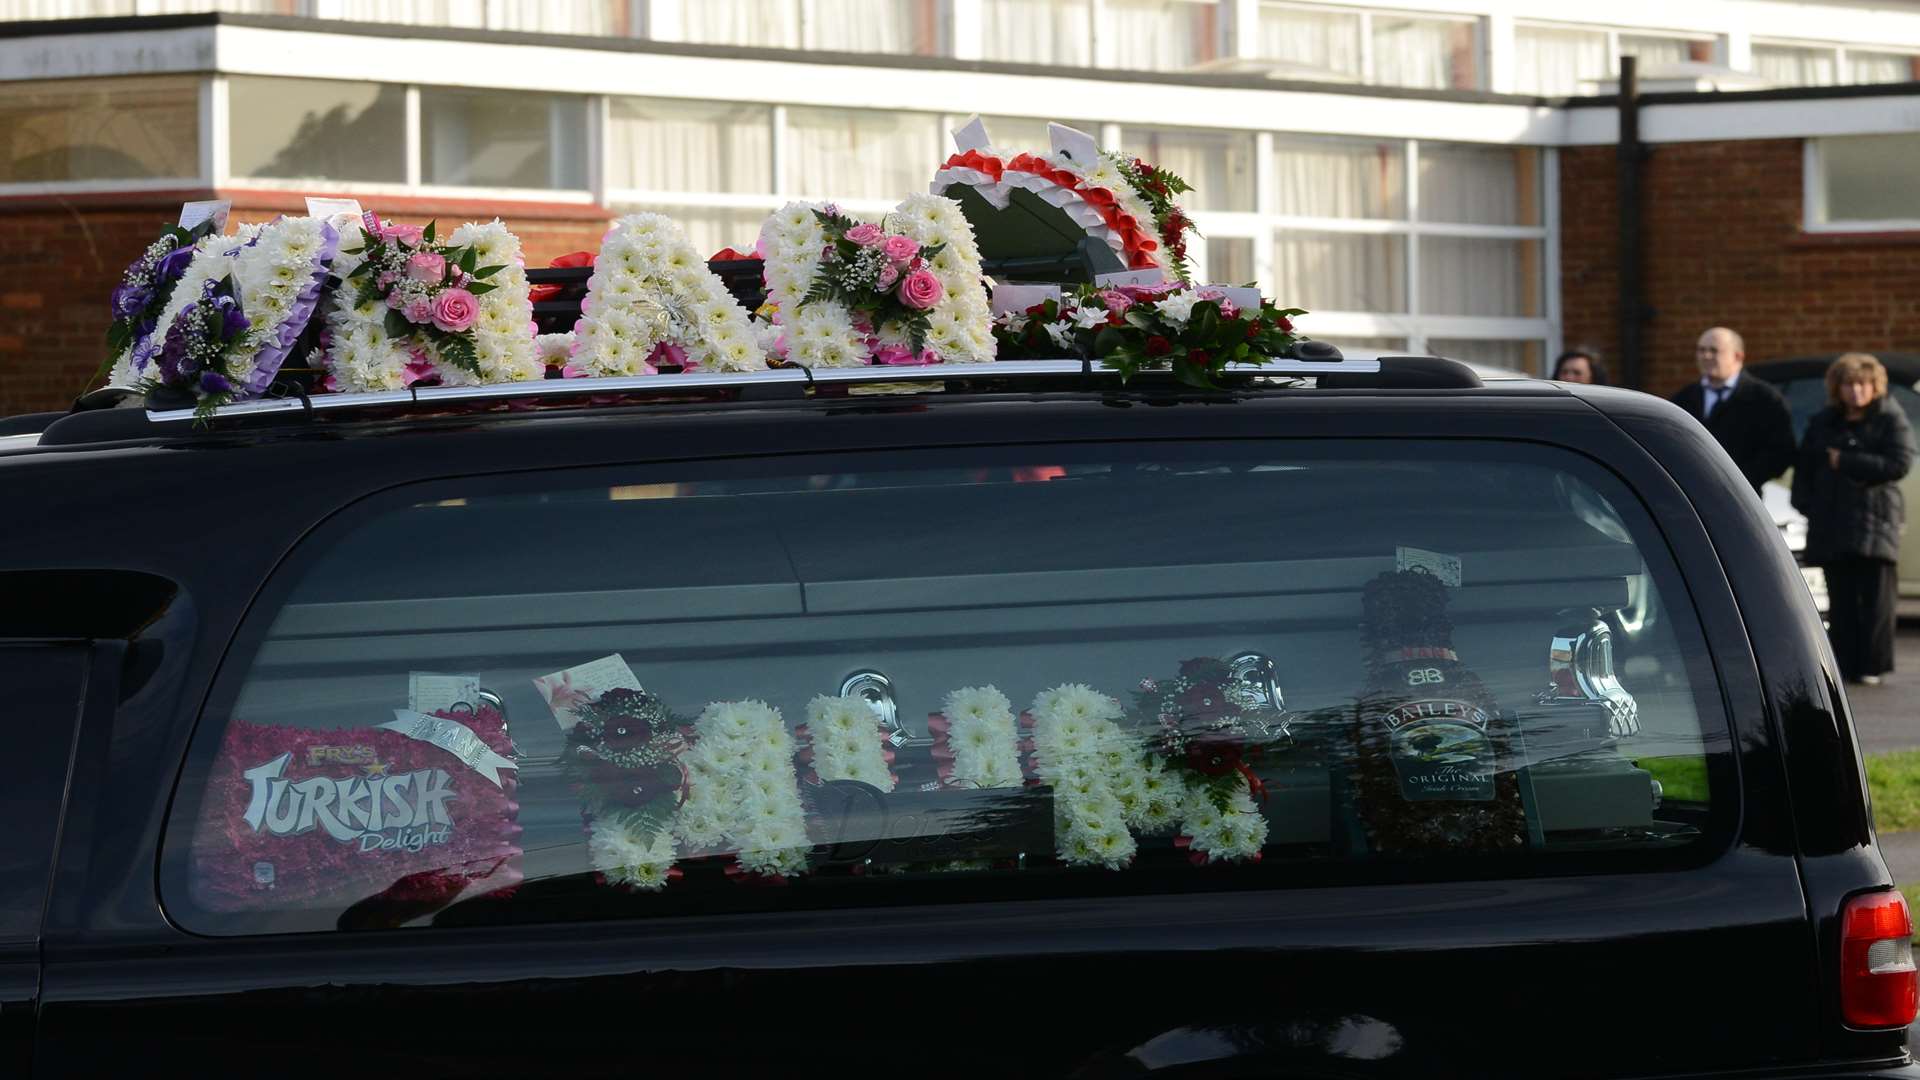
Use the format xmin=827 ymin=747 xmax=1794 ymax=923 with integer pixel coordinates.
xmin=33 ymin=407 xmax=1820 ymax=1078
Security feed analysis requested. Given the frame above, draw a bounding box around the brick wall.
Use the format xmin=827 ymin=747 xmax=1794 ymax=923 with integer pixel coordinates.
xmin=0 ymin=189 xmax=614 ymax=417
xmin=1561 ymin=136 xmax=1920 ymax=396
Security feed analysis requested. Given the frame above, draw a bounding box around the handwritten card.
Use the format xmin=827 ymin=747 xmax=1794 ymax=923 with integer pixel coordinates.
xmin=1396 ymin=546 xmax=1463 ymax=587
xmin=177 ymin=199 xmax=230 ymax=232
xmin=533 ymin=654 xmax=643 ymax=730
xmin=990 ymin=283 xmax=1061 ymax=316
xmin=1048 ymin=122 xmax=1101 ymax=165
xmin=304 ymin=197 xmax=364 ymax=223
xmin=1094 ymin=268 xmax=1168 ymax=289
xmin=952 ymin=114 xmax=991 ymax=153
xmin=409 ymin=672 xmax=481 ymax=716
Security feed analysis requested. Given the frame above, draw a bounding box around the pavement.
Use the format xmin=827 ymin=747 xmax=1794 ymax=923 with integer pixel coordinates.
xmin=1843 ymin=626 xmax=1920 ymax=757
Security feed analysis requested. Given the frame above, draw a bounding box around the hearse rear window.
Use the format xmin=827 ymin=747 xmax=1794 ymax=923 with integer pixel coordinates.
xmin=162 ymin=441 xmax=1733 ymax=935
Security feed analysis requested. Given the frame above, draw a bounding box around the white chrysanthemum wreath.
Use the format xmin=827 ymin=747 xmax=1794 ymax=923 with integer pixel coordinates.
xmin=800 ymin=694 xmax=898 ymax=792
xmin=929 ymin=686 xmax=1023 ymax=789
xmin=321 ymin=217 xmax=540 ymax=392
xmin=571 ymin=212 xmax=765 ymax=376
xmin=108 ymin=223 xmax=257 ymax=387
xmin=1025 ymin=682 xmax=1191 ymax=870
xmin=756 ymin=194 xmax=993 ymax=368
xmin=675 ymin=700 xmax=812 ymax=880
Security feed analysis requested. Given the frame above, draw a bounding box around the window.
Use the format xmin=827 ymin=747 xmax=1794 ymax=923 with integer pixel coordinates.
xmin=1370 ymin=14 xmax=1479 ymax=90
xmin=1513 ymin=25 xmax=1610 ymax=96
xmin=608 ymin=98 xmax=771 ymax=194
xmin=978 ymin=116 xmax=1101 ymax=154
xmin=1811 ymin=134 xmax=1920 ymax=228
xmin=1105 ymin=0 xmax=1218 ymax=71
xmin=1847 ymin=51 xmax=1920 ymax=84
xmin=784 ymin=107 xmax=940 ymax=200
xmin=1418 ymin=145 xmax=1540 ymax=226
xmin=420 ymin=88 xmax=589 ymax=190
xmin=805 ymin=0 xmax=940 ymax=55
xmin=1203 ymin=236 xmax=1255 ymax=285
xmin=980 ymin=0 xmax=1093 ymax=66
xmin=1119 ymin=127 xmax=1255 ymax=212
xmin=1316 ymin=335 xmax=1407 ymax=353
xmin=1274 ymin=232 xmax=1408 ymax=312
xmin=677 ymin=0 xmax=803 ymax=48
xmin=1272 ymin=135 xmax=1404 ymax=219
xmin=1421 ymin=238 xmax=1542 ymax=317
xmin=1255 ymin=3 xmax=1363 ymax=81
xmin=0 ymin=76 xmax=199 ymax=183
xmin=1753 ymin=43 xmax=1838 ymax=87
xmin=164 ymin=442 xmax=1731 ymax=934
xmin=1617 ymin=34 xmax=1714 ymax=69
xmin=228 ymin=77 xmax=407 ymax=183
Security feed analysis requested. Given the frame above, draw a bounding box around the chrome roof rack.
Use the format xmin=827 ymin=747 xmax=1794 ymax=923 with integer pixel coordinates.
xmin=137 ymin=356 xmax=1412 ymax=425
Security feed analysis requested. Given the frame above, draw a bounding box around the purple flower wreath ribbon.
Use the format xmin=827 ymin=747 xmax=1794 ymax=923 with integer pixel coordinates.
xmin=241 ymin=220 xmax=340 ymax=397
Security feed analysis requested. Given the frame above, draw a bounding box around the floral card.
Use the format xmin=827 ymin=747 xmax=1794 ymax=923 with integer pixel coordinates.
xmin=409 ymin=671 xmax=480 ymax=715
xmin=533 ymin=654 xmax=643 ymax=730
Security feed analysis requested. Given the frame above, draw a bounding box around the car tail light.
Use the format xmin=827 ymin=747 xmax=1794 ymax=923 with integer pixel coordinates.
xmin=1841 ymin=890 xmax=1918 ymax=1028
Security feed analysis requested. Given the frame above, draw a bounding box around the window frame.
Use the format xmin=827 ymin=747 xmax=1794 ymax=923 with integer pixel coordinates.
xmin=156 ymin=433 xmax=1745 ymax=938
xmin=1803 ymin=136 xmax=1920 ymax=235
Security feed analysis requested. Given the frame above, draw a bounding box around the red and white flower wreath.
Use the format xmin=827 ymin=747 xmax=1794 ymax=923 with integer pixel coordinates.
xmin=932 ymin=149 xmax=1165 ymax=273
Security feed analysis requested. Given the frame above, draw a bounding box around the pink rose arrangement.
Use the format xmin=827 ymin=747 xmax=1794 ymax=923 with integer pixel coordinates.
xmin=797 ymin=207 xmax=952 ymax=362
xmin=343 ymin=213 xmax=509 ymax=378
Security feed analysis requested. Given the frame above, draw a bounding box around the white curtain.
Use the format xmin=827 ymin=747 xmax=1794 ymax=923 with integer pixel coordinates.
xmin=1256 ymin=4 xmax=1361 ymax=80
xmin=1372 ymin=15 xmax=1472 ymax=90
xmin=1753 ymin=44 xmax=1837 ymax=86
xmin=1201 ymin=236 xmax=1254 ymax=286
xmin=784 ymin=107 xmax=939 ymax=200
xmin=1513 ymin=25 xmax=1609 ymax=96
xmin=806 ymin=0 xmax=923 ymax=55
xmin=333 ymin=0 xmax=483 ymax=25
xmin=1107 ymin=0 xmax=1210 ymax=72
xmin=1270 ymin=135 xmax=1403 ymax=219
xmin=980 ymin=0 xmax=1091 ymax=65
xmin=1847 ymin=51 xmax=1920 ymax=84
xmin=609 ymin=99 xmax=771 ymax=193
xmin=0 ymin=1 xmax=135 ymax=15
xmin=1420 ymin=238 xmax=1539 ymax=317
xmin=680 ymin=0 xmax=803 ymax=48
xmin=1119 ymin=128 xmax=1254 ymax=211
xmin=1619 ymin=34 xmax=1703 ymax=70
xmin=1272 ymin=232 xmax=1405 ymax=313
xmin=484 ymin=1 xmax=619 ymax=34
xmin=1419 ymin=144 xmax=1534 ymax=225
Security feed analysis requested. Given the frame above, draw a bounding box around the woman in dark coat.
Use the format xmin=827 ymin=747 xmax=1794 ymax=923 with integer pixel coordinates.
xmin=1792 ymin=353 xmax=1917 ymax=684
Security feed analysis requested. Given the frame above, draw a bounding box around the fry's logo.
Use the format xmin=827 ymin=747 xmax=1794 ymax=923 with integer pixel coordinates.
xmin=241 ymin=752 xmax=457 ymax=853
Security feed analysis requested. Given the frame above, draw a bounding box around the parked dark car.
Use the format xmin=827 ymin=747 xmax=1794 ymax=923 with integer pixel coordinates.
xmin=1750 ymin=353 xmax=1920 ymax=614
xmin=0 ymin=354 xmax=1912 ymax=1078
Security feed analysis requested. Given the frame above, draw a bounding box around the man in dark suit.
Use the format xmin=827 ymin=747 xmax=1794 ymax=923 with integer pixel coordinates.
xmin=1670 ymin=326 xmax=1796 ymax=493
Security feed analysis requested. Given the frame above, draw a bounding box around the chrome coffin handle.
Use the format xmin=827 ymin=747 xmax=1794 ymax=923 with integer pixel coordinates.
xmin=840 ymin=669 xmax=932 ymax=749
xmin=1533 ymin=609 xmax=1640 ymax=738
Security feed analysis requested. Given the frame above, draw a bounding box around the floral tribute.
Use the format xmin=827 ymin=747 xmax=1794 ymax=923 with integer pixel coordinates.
xmin=565 ymin=687 xmax=693 ymax=892
xmin=1022 ymin=683 xmax=1182 ymax=870
xmin=570 ymin=213 xmax=765 ymax=376
xmin=932 ymin=142 xmax=1197 ymax=280
xmin=798 ymin=694 xmax=899 ymax=792
xmin=927 ymin=686 xmax=1024 ymax=789
xmin=112 ymin=216 xmax=340 ymax=415
xmin=1128 ymin=658 xmax=1282 ymax=864
xmin=994 ymin=282 xmax=1305 ymax=390
xmin=103 ymin=216 xmax=223 ymax=384
xmin=322 ymin=214 xmax=540 ymax=392
xmin=756 ymin=194 xmax=993 ymax=368
xmin=189 ymin=706 xmax=522 ymax=915
xmin=675 ymin=701 xmax=812 ymax=881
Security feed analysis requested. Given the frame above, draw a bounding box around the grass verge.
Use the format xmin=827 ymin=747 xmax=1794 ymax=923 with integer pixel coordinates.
xmin=1868 ymin=749 xmax=1920 ymax=834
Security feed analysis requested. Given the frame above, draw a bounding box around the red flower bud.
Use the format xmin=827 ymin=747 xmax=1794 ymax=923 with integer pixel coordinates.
xmin=1187 ymin=349 xmax=1211 ymax=366
xmin=1145 ymin=335 xmax=1172 ymax=357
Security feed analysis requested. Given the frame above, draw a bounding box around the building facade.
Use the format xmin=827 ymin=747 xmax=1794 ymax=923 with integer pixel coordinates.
xmin=2 ymin=0 xmax=1919 ymax=414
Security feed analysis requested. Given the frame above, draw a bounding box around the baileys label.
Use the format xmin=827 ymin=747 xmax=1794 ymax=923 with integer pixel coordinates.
xmin=1375 ymin=698 xmax=1497 ymax=803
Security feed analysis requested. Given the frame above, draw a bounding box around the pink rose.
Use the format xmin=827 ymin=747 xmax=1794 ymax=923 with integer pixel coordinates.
xmin=430 ymin=288 xmax=479 ymax=332
xmin=876 ymin=264 xmax=900 ymax=289
xmin=882 ymin=235 xmax=920 ymax=264
xmin=385 ymin=223 xmax=424 ymax=246
xmin=404 ymin=298 xmax=434 ymax=324
xmin=896 ymin=269 xmax=943 ymax=311
xmin=384 ymin=290 xmax=406 ymax=309
xmin=406 ymin=251 xmax=446 ymax=284
xmin=873 ymin=344 xmax=936 ymax=366
xmin=1098 ymin=289 xmax=1133 ymax=315
xmin=845 ymin=222 xmax=884 ymax=246
xmin=647 ymin=341 xmax=689 ymax=370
